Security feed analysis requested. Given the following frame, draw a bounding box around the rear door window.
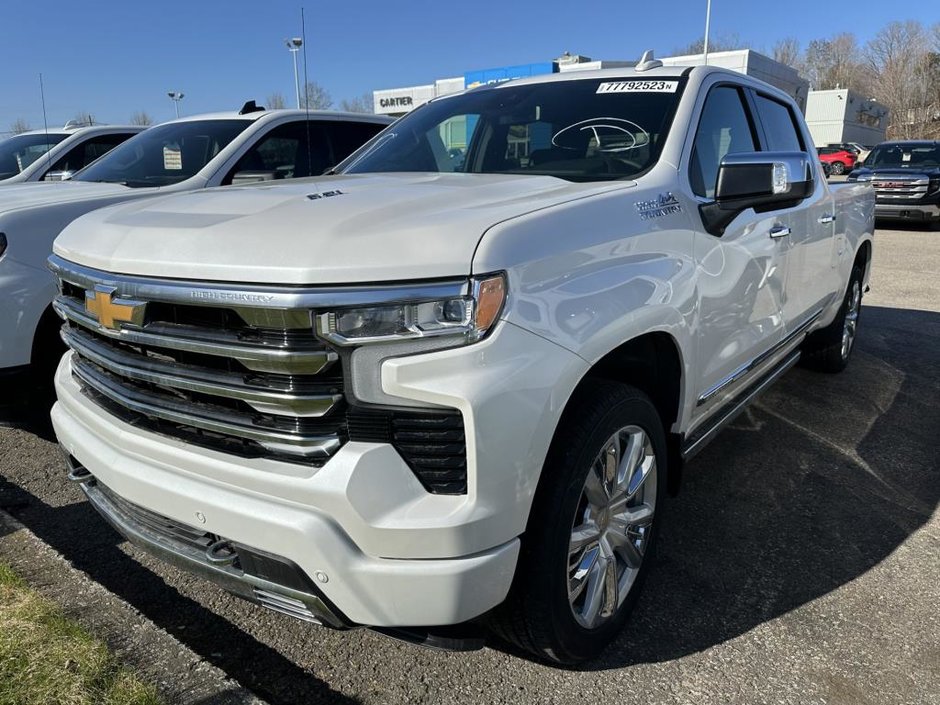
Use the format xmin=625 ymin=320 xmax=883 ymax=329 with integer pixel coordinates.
xmin=753 ymin=95 xmax=804 ymax=152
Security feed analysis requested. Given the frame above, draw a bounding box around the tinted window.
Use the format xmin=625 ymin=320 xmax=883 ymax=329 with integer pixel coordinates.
xmin=690 ymin=86 xmax=757 ymax=198
xmin=75 ymin=120 xmax=252 ymax=187
xmin=342 ymin=78 xmax=685 ymax=182
xmin=0 ymin=133 xmax=68 ymax=179
xmin=755 ymin=95 xmax=803 ymax=152
xmin=44 ymin=133 xmax=135 ymax=178
xmin=325 ymin=121 xmax=387 ymax=168
xmin=865 ymin=144 xmax=940 ymax=168
xmin=225 ymin=121 xmax=332 ymax=184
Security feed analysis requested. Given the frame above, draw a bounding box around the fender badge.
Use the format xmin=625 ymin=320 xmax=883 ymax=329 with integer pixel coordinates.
xmin=636 ymin=192 xmax=681 ymax=220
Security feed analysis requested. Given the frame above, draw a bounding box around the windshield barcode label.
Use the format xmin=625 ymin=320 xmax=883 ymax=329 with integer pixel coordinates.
xmin=597 ymin=81 xmax=679 ymax=94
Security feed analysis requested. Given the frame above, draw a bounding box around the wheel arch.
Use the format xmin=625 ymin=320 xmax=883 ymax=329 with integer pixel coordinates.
xmin=549 ymin=330 xmax=687 ymax=497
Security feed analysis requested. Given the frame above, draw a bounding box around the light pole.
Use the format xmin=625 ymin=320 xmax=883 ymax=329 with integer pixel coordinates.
xmin=286 ymin=38 xmax=303 ymax=108
xmin=703 ymin=0 xmax=712 ymax=64
xmin=167 ymin=91 xmax=185 ymax=119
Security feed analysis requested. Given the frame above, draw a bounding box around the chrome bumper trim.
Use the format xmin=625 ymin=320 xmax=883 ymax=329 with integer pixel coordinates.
xmin=71 ymin=357 xmax=341 ymax=458
xmin=63 ymin=326 xmax=341 ymax=418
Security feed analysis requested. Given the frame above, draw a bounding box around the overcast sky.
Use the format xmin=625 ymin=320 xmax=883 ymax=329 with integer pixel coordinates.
xmin=1 ymin=0 xmax=937 ymax=129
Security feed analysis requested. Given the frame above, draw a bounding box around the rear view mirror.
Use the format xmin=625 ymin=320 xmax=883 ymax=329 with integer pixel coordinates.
xmin=700 ymin=152 xmax=814 ymax=235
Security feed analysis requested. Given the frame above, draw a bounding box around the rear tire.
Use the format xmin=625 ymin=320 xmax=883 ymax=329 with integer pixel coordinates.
xmin=487 ymin=381 xmax=666 ymax=664
xmin=802 ymin=264 xmax=863 ymax=373
xmin=831 ymin=161 xmax=845 ymax=175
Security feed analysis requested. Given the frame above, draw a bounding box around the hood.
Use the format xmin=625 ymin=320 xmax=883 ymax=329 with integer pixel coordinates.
xmin=851 ymin=166 xmax=940 ymax=179
xmin=0 ymin=180 xmax=129 ymax=214
xmin=54 ymin=173 xmax=631 ymax=284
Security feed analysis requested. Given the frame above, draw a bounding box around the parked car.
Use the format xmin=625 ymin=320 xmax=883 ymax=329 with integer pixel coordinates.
xmin=826 ymin=142 xmax=872 ymax=161
xmin=817 ymin=146 xmax=857 ymax=175
xmin=846 ymin=140 xmax=940 ymax=228
xmin=0 ymin=104 xmax=392 ymax=386
xmin=0 ymin=123 xmax=144 ymax=184
xmin=49 ymin=63 xmax=874 ymax=664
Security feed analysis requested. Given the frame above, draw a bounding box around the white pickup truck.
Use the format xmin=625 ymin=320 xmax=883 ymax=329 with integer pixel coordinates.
xmin=0 ymin=123 xmax=144 ymax=185
xmin=49 ymin=61 xmax=874 ymax=663
xmin=0 ymin=105 xmax=391 ymax=385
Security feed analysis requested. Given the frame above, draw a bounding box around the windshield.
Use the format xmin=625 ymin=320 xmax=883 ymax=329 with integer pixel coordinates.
xmin=74 ymin=119 xmax=252 ymax=187
xmin=864 ymin=144 xmax=940 ymax=169
xmin=0 ymin=133 xmax=68 ymax=179
xmin=341 ymin=78 xmax=685 ymax=182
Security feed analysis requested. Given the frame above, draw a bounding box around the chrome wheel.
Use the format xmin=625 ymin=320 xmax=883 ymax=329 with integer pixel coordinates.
xmin=841 ymin=279 xmax=861 ymax=360
xmin=567 ymin=425 xmax=657 ymax=629
xmin=831 ymin=161 xmax=845 ymax=175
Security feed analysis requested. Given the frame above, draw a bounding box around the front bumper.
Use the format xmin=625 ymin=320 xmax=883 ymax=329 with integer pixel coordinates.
xmin=52 ymin=321 xmax=588 ymax=627
xmin=874 ymin=201 xmax=940 ymax=221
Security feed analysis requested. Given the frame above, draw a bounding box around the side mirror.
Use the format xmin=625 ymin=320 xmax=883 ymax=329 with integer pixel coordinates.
xmin=700 ymin=152 xmax=814 ymax=236
xmin=43 ymin=170 xmax=74 ymax=182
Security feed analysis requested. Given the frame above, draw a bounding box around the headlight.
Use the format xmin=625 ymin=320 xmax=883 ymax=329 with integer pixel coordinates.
xmin=316 ymin=273 xmax=506 ymax=346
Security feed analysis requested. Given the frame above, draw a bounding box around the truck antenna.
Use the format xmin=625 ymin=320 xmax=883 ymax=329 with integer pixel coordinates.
xmin=300 ymin=7 xmax=321 ymax=195
xmin=39 ymin=73 xmax=54 ymax=174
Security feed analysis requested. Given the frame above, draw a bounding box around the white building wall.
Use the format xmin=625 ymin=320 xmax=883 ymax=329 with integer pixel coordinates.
xmin=805 ymin=89 xmax=888 ymax=146
xmin=660 ymin=50 xmax=809 ymax=111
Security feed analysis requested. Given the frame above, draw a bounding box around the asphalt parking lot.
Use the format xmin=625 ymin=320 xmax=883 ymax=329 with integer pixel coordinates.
xmin=1 ymin=224 xmax=938 ymax=705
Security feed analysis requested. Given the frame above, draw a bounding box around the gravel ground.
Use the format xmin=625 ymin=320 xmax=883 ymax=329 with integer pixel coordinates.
xmin=0 ymin=224 xmax=938 ymax=705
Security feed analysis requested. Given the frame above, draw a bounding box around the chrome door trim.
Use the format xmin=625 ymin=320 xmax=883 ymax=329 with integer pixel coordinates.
xmin=696 ymin=308 xmax=822 ymax=407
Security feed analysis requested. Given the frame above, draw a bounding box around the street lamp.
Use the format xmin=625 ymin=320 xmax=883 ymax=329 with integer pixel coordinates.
xmin=285 ymin=38 xmax=303 ymax=109
xmin=167 ymin=91 xmax=185 ymax=119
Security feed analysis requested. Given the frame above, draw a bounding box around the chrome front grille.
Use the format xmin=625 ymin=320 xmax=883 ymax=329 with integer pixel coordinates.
xmin=52 ymin=257 xmax=347 ymax=463
xmin=871 ymin=177 xmax=929 ymax=201
xmin=50 ymin=256 xmax=471 ymax=493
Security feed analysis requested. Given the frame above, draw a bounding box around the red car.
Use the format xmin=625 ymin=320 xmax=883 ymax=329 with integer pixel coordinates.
xmin=816 ymin=147 xmax=857 ymax=175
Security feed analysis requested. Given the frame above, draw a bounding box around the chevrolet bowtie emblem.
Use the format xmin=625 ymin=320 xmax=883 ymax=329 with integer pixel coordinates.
xmin=84 ymin=286 xmax=146 ymax=330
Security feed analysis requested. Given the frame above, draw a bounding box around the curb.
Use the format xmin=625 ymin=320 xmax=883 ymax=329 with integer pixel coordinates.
xmin=0 ymin=508 xmax=267 ymax=705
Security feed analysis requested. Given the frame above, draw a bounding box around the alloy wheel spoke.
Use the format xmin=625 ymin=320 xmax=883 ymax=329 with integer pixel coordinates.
xmin=569 ymin=522 xmax=601 ymax=556
xmin=616 ymin=431 xmax=645 ymax=497
xmin=584 ymin=462 xmax=610 ymax=507
xmin=613 ymin=502 xmax=654 ymax=528
xmin=607 ymin=527 xmax=644 ymax=568
xmin=580 ymin=552 xmax=610 ymax=627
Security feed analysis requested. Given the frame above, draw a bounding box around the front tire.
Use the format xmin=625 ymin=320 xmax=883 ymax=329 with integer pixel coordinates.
xmin=831 ymin=161 xmax=845 ymax=175
xmin=488 ymin=381 xmax=666 ymax=664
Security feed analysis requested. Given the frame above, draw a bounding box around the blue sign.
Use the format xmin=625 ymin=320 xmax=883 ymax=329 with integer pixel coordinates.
xmin=464 ymin=62 xmax=556 ymax=89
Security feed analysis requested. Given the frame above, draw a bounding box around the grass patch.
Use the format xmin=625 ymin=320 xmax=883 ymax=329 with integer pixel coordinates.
xmin=0 ymin=562 xmax=162 ymax=705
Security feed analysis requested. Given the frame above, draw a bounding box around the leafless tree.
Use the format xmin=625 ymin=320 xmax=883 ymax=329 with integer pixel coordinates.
xmin=130 ymin=111 xmax=153 ymax=126
xmin=772 ymin=38 xmax=801 ymax=68
xmin=340 ymin=93 xmax=373 ymax=114
xmin=267 ymin=92 xmax=287 ymax=110
xmin=801 ymin=34 xmax=870 ymax=93
xmin=9 ymin=118 xmax=31 ymax=134
xmin=865 ymin=21 xmax=937 ymax=139
xmin=672 ymin=32 xmax=745 ymax=56
xmin=300 ymin=82 xmax=332 ymax=110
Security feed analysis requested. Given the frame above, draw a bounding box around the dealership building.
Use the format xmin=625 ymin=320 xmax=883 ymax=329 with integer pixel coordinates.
xmin=804 ymin=89 xmax=889 ymax=147
xmin=373 ymin=50 xmax=808 ymax=117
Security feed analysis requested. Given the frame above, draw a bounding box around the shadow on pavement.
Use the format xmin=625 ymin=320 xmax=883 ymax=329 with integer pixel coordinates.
xmin=0 ymin=371 xmax=57 ymax=443
xmin=1 ymin=304 xmax=937 ymax=687
xmin=576 ymin=304 xmax=940 ymax=670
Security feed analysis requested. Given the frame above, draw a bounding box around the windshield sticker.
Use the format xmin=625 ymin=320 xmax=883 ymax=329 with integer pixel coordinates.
xmin=163 ymin=145 xmax=182 ymax=170
xmin=597 ymin=81 xmax=678 ymax=94
xmin=636 ymin=192 xmax=682 ymax=220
